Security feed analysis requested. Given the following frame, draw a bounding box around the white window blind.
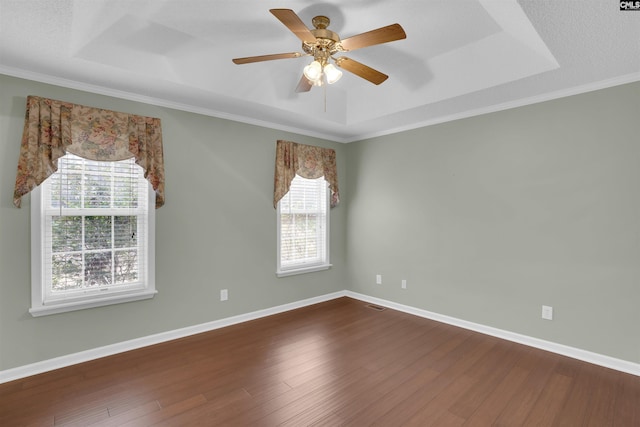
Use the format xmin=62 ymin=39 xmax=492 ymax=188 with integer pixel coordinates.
xmin=277 ymin=174 xmax=330 ymax=276
xmin=31 ymin=153 xmax=155 ymax=315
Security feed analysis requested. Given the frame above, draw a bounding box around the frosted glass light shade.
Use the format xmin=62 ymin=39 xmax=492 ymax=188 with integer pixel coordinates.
xmin=323 ymin=63 xmax=342 ymax=84
xmin=303 ymin=61 xmax=322 ymax=81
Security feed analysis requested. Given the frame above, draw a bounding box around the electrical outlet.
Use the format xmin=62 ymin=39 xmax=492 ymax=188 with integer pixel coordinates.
xmin=220 ymin=289 xmax=228 ymax=301
xmin=376 ymin=274 xmax=382 ymax=285
xmin=542 ymin=305 xmax=553 ymax=320
xmin=401 ymin=279 xmax=407 ymax=289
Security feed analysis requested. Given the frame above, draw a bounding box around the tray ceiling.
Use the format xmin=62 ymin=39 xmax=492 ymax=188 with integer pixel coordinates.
xmin=1 ymin=0 xmax=638 ymax=142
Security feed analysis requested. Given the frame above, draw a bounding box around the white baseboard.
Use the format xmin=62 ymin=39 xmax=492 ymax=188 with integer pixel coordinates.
xmin=1 ymin=289 xmax=637 ymax=384
xmin=345 ymin=291 xmax=640 ymax=377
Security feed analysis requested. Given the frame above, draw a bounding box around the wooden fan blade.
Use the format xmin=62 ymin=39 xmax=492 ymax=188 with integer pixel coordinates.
xmin=270 ymin=9 xmax=316 ymax=44
xmin=295 ymin=75 xmax=312 ymax=93
xmin=340 ymin=23 xmax=406 ymax=51
xmin=232 ymin=52 xmax=302 ymax=64
xmin=335 ymin=57 xmax=388 ymax=85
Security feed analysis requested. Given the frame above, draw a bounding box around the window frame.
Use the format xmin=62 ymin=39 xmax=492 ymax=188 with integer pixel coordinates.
xmin=29 ymin=156 xmax=156 ymax=317
xmin=276 ymin=175 xmax=331 ymax=277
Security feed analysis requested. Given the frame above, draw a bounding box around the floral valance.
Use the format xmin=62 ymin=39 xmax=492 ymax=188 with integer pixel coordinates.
xmin=273 ymin=140 xmax=339 ymax=208
xmin=13 ymin=95 xmax=165 ymax=208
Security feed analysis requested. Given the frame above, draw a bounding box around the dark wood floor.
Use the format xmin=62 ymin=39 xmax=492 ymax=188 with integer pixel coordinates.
xmin=1 ymin=297 xmax=638 ymax=426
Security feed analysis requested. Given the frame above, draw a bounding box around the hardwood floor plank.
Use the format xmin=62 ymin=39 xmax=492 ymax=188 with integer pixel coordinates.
xmin=0 ymin=297 xmax=637 ymax=426
xmin=53 ymin=406 xmax=109 ymax=426
xmin=217 ymin=367 xmax=376 ymax=426
xmin=522 ymin=372 xmax=573 ymax=426
xmin=433 ymin=410 xmax=467 ymax=426
xmin=403 ymin=374 xmax=479 ymax=426
xmin=91 ymin=400 xmax=160 ymax=426
xmin=583 ymin=368 xmax=619 ymax=427
xmin=319 ymin=324 xmax=461 ymax=425
xmin=370 ymin=335 xmax=497 ymax=426
xmin=446 ymin=340 xmax=520 ymax=419
xmin=281 ymin=354 xmax=425 ymax=426
xmin=462 ymin=365 xmax=530 ymax=426
xmin=613 ymin=373 xmax=640 ymax=427
xmin=117 ymin=394 xmax=208 ymax=427
xmin=311 ymin=364 xmax=441 ymax=426
xmin=492 ymin=350 xmax=561 ymax=426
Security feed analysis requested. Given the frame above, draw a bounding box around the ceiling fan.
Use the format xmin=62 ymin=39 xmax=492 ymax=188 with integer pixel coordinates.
xmin=232 ymin=9 xmax=407 ymax=92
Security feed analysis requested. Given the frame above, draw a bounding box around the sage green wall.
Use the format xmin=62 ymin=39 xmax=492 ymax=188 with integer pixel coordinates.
xmin=0 ymin=74 xmax=347 ymax=370
xmin=345 ymin=81 xmax=640 ymax=363
xmin=2 ymin=73 xmax=638 ymax=372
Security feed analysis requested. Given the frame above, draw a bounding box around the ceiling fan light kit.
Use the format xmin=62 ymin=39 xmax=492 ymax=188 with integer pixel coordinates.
xmin=232 ymin=9 xmax=406 ymax=92
xmin=303 ymin=61 xmax=342 ymax=86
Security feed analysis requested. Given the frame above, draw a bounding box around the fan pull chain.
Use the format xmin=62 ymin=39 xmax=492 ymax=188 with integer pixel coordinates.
xmin=324 ymin=81 xmax=327 ymax=113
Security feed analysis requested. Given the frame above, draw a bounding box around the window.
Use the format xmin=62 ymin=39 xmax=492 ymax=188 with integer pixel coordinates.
xmin=30 ymin=153 xmax=156 ymax=316
xmin=277 ymin=174 xmax=331 ymax=276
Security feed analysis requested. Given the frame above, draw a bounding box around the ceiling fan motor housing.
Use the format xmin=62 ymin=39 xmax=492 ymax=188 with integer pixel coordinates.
xmin=303 ymin=16 xmax=343 ymax=64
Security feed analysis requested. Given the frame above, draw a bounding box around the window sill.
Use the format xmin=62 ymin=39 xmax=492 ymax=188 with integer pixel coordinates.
xmin=276 ymin=263 xmax=332 ymax=278
xmin=29 ymin=289 xmax=157 ymax=317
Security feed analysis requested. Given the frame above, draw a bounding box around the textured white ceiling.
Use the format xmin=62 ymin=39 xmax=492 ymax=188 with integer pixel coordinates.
xmin=1 ymin=0 xmax=639 ymax=142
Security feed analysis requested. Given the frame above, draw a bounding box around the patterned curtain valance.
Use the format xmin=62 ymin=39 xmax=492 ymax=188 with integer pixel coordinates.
xmin=13 ymin=95 xmax=165 ymax=208
xmin=273 ymin=140 xmax=339 ymax=208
